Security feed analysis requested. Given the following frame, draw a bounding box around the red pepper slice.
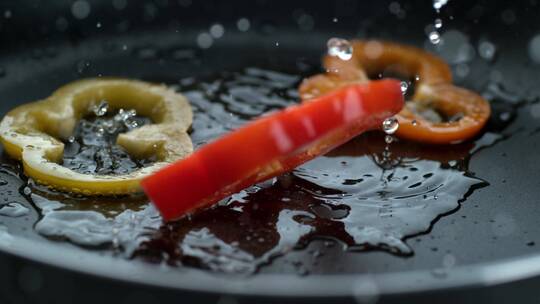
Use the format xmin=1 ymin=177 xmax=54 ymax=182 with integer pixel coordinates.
xmin=142 ymin=80 xmax=404 ymax=221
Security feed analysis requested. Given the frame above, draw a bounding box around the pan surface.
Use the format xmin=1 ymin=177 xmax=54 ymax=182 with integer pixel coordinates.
xmin=0 ymin=0 xmax=540 ymax=302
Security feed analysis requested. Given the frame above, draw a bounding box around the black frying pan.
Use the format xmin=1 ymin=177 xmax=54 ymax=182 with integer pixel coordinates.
xmin=1 ymin=1 xmax=540 ymax=303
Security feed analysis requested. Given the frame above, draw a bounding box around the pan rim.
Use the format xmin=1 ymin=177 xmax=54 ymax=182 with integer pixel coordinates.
xmin=1 ymin=234 xmax=539 ymax=298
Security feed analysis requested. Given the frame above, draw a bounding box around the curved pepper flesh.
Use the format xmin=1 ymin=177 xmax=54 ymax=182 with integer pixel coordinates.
xmin=0 ymin=78 xmax=193 ymax=195
xmin=300 ymin=40 xmax=491 ymax=144
xmin=142 ymin=80 xmax=404 ymax=221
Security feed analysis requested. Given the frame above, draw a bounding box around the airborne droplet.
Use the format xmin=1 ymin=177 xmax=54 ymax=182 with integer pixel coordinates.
xmin=400 ymin=81 xmax=409 ymax=94
xmin=434 ymin=18 xmax=443 ymax=29
xmin=429 ymin=31 xmax=441 ymax=45
xmin=433 ymin=0 xmax=448 ymax=12
xmin=382 ymin=117 xmax=399 ymax=135
xmin=478 ymin=41 xmax=497 ymax=61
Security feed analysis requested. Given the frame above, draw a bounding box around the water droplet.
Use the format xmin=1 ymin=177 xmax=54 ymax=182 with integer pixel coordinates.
xmin=382 ymin=117 xmax=399 ymax=134
xmin=433 ymin=0 xmax=448 ymax=11
xmin=93 ymin=100 xmax=109 ymax=116
xmin=96 ymin=127 xmax=105 ymax=137
xmin=385 ymin=135 xmax=394 ymax=144
xmin=332 ymin=17 xmax=338 ymax=23
xmin=68 ymin=136 xmax=75 ymax=143
xmin=0 ymin=202 xmax=29 ymax=217
xmin=209 ymin=23 xmax=225 ymax=39
xmin=499 ymin=112 xmax=511 ymax=122
xmin=126 ymin=120 xmax=138 ymax=129
xmin=400 ymin=81 xmax=409 ymax=94
xmin=114 ymin=109 xmax=138 ymax=129
xmin=4 ymin=10 xmax=12 ymax=19
xmin=434 ymin=18 xmax=443 ymax=29
xmin=196 ymin=32 xmax=213 ymax=49
xmin=429 ymin=31 xmax=441 ymax=44
xmin=442 ymin=253 xmax=456 ymax=268
xmin=96 ymin=22 xmax=102 ymax=28
xmin=327 ymin=38 xmax=353 ymax=61
xmin=23 ymin=187 xmax=31 ymax=195
xmin=528 ymin=35 xmax=540 ymax=64
xmin=412 ymin=120 xmax=418 ymax=126
xmin=71 ymin=0 xmax=91 ymax=20
xmin=236 ymin=18 xmax=250 ymax=32
xmin=478 ymin=41 xmax=496 ymax=61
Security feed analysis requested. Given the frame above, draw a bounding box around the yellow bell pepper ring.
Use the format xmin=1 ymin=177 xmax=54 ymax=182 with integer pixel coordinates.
xmin=0 ymin=78 xmax=193 ymax=195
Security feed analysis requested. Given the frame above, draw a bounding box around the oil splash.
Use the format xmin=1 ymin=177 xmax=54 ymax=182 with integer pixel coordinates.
xmin=12 ymin=67 xmax=514 ymax=273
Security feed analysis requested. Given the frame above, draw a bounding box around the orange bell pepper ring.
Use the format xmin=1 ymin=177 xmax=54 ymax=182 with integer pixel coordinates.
xmin=300 ymin=40 xmax=491 ymax=144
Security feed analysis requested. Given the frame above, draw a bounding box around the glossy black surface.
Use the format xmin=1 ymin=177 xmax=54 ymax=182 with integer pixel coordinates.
xmin=0 ymin=0 xmax=540 ymax=303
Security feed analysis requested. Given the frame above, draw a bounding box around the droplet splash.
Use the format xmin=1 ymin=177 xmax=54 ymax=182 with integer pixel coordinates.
xmin=382 ymin=117 xmax=399 ymax=135
xmin=115 ymin=109 xmax=138 ymax=129
xmin=62 ymin=109 xmax=152 ymax=175
xmin=93 ymin=100 xmax=109 ymax=116
xmin=327 ymin=38 xmax=353 ymax=61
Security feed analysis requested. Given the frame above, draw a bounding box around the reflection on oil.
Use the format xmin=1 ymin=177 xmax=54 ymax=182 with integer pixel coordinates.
xmin=5 ymin=67 xmax=514 ymax=273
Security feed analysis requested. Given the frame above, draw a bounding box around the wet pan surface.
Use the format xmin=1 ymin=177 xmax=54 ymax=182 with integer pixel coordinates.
xmin=1 ymin=0 xmax=540 ymax=302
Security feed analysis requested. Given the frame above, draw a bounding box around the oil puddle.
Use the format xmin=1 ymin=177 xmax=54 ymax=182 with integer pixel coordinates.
xmin=4 ymin=67 xmax=520 ymax=273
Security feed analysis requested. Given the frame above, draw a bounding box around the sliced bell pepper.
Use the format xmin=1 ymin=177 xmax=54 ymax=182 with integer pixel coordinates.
xmin=142 ymin=79 xmax=404 ymax=221
xmin=0 ymin=78 xmax=193 ymax=195
xmin=300 ymin=40 xmax=491 ymax=144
